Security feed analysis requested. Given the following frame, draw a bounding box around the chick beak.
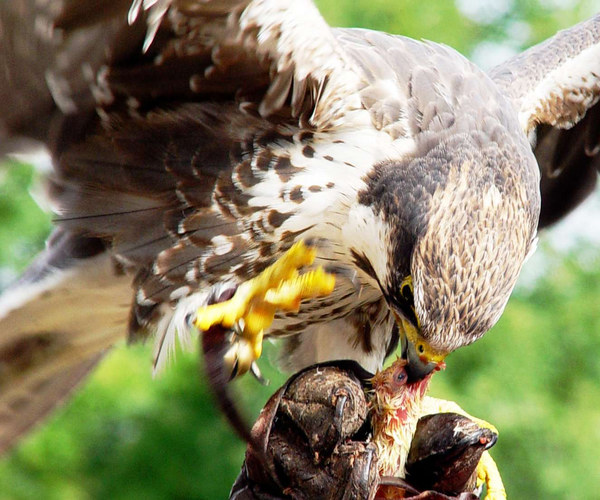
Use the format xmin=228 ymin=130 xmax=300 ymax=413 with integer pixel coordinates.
xmin=400 ymin=330 xmax=439 ymax=382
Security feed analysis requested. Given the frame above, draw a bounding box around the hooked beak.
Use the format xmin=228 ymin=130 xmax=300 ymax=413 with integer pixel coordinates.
xmin=397 ymin=319 xmax=446 ymax=382
xmin=400 ymin=333 xmax=438 ymax=381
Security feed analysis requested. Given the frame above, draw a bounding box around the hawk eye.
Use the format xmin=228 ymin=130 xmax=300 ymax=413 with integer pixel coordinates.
xmin=386 ymin=276 xmax=419 ymax=327
xmin=392 ymin=275 xmax=419 ymax=328
xmin=400 ymin=276 xmax=414 ymax=304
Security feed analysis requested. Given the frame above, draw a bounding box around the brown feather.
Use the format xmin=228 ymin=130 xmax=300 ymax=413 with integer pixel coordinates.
xmin=490 ymin=14 xmax=600 ymax=228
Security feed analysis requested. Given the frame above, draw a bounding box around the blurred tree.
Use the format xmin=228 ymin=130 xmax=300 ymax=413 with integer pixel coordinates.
xmin=0 ymin=161 xmax=51 ymax=287
xmin=0 ymin=1 xmax=598 ymax=499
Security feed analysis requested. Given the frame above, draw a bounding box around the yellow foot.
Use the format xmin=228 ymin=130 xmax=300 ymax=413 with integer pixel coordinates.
xmin=194 ymin=240 xmax=336 ymax=377
xmin=477 ymin=451 xmax=507 ymax=500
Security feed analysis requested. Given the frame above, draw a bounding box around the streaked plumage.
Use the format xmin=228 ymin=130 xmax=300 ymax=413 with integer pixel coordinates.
xmin=0 ymin=1 xmax=599 ymax=454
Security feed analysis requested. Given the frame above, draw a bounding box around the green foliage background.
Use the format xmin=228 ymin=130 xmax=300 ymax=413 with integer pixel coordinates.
xmin=1 ymin=1 xmax=599 ymax=498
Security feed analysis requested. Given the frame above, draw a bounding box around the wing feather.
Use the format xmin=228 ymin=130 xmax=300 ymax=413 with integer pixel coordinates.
xmin=125 ymin=0 xmax=365 ymax=129
xmin=1 ymin=1 xmax=378 ymax=395
xmin=0 ymin=231 xmax=132 ymax=453
xmin=490 ymin=15 xmax=600 ymax=227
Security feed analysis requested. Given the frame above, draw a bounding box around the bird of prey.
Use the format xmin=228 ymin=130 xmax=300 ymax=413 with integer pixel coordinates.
xmin=0 ymin=0 xmax=599 ymax=455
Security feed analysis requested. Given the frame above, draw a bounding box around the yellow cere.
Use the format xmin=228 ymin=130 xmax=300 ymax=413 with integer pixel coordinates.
xmin=397 ymin=315 xmax=447 ymax=365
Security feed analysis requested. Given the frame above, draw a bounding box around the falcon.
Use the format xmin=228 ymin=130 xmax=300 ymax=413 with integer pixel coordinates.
xmin=0 ymin=0 xmax=599 ymax=455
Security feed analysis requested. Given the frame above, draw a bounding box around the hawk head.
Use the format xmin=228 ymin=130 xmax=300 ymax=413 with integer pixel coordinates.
xmin=353 ymin=131 xmax=540 ymax=380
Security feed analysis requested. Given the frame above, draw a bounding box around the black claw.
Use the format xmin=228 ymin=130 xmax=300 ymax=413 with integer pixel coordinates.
xmin=250 ymin=362 xmax=270 ymax=386
xmin=359 ymin=446 xmax=376 ymax=489
xmin=228 ymin=358 xmax=239 ymax=382
xmin=332 ymin=390 xmax=349 ymax=439
xmin=208 ymin=283 xmax=238 ymax=305
xmin=482 ymin=430 xmax=498 ymax=450
xmin=185 ymin=313 xmax=195 ymax=328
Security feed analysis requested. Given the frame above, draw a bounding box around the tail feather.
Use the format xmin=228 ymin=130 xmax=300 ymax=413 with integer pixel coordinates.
xmin=0 ymin=231 xmax=132 ymax=454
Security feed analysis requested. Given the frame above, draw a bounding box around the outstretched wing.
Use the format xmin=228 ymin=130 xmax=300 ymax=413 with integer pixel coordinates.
xmin=2 ymin=0 xmax=371 ymax=328
xmin=489 ymin=15 xmax=600 ymax=228
xmin=0 ymin=0 xmax=373 ymax=453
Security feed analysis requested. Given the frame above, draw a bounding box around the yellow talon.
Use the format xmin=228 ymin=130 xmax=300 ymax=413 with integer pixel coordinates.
xmin=265 ymin=267 xmax=336 ymax=308
xmin=194 ymin=241 xmax=335 ymax=376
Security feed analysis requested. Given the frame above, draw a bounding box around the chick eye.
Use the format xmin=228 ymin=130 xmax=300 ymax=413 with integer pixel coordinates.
xmin=394 ymin=368 xmax=407 ymax=386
